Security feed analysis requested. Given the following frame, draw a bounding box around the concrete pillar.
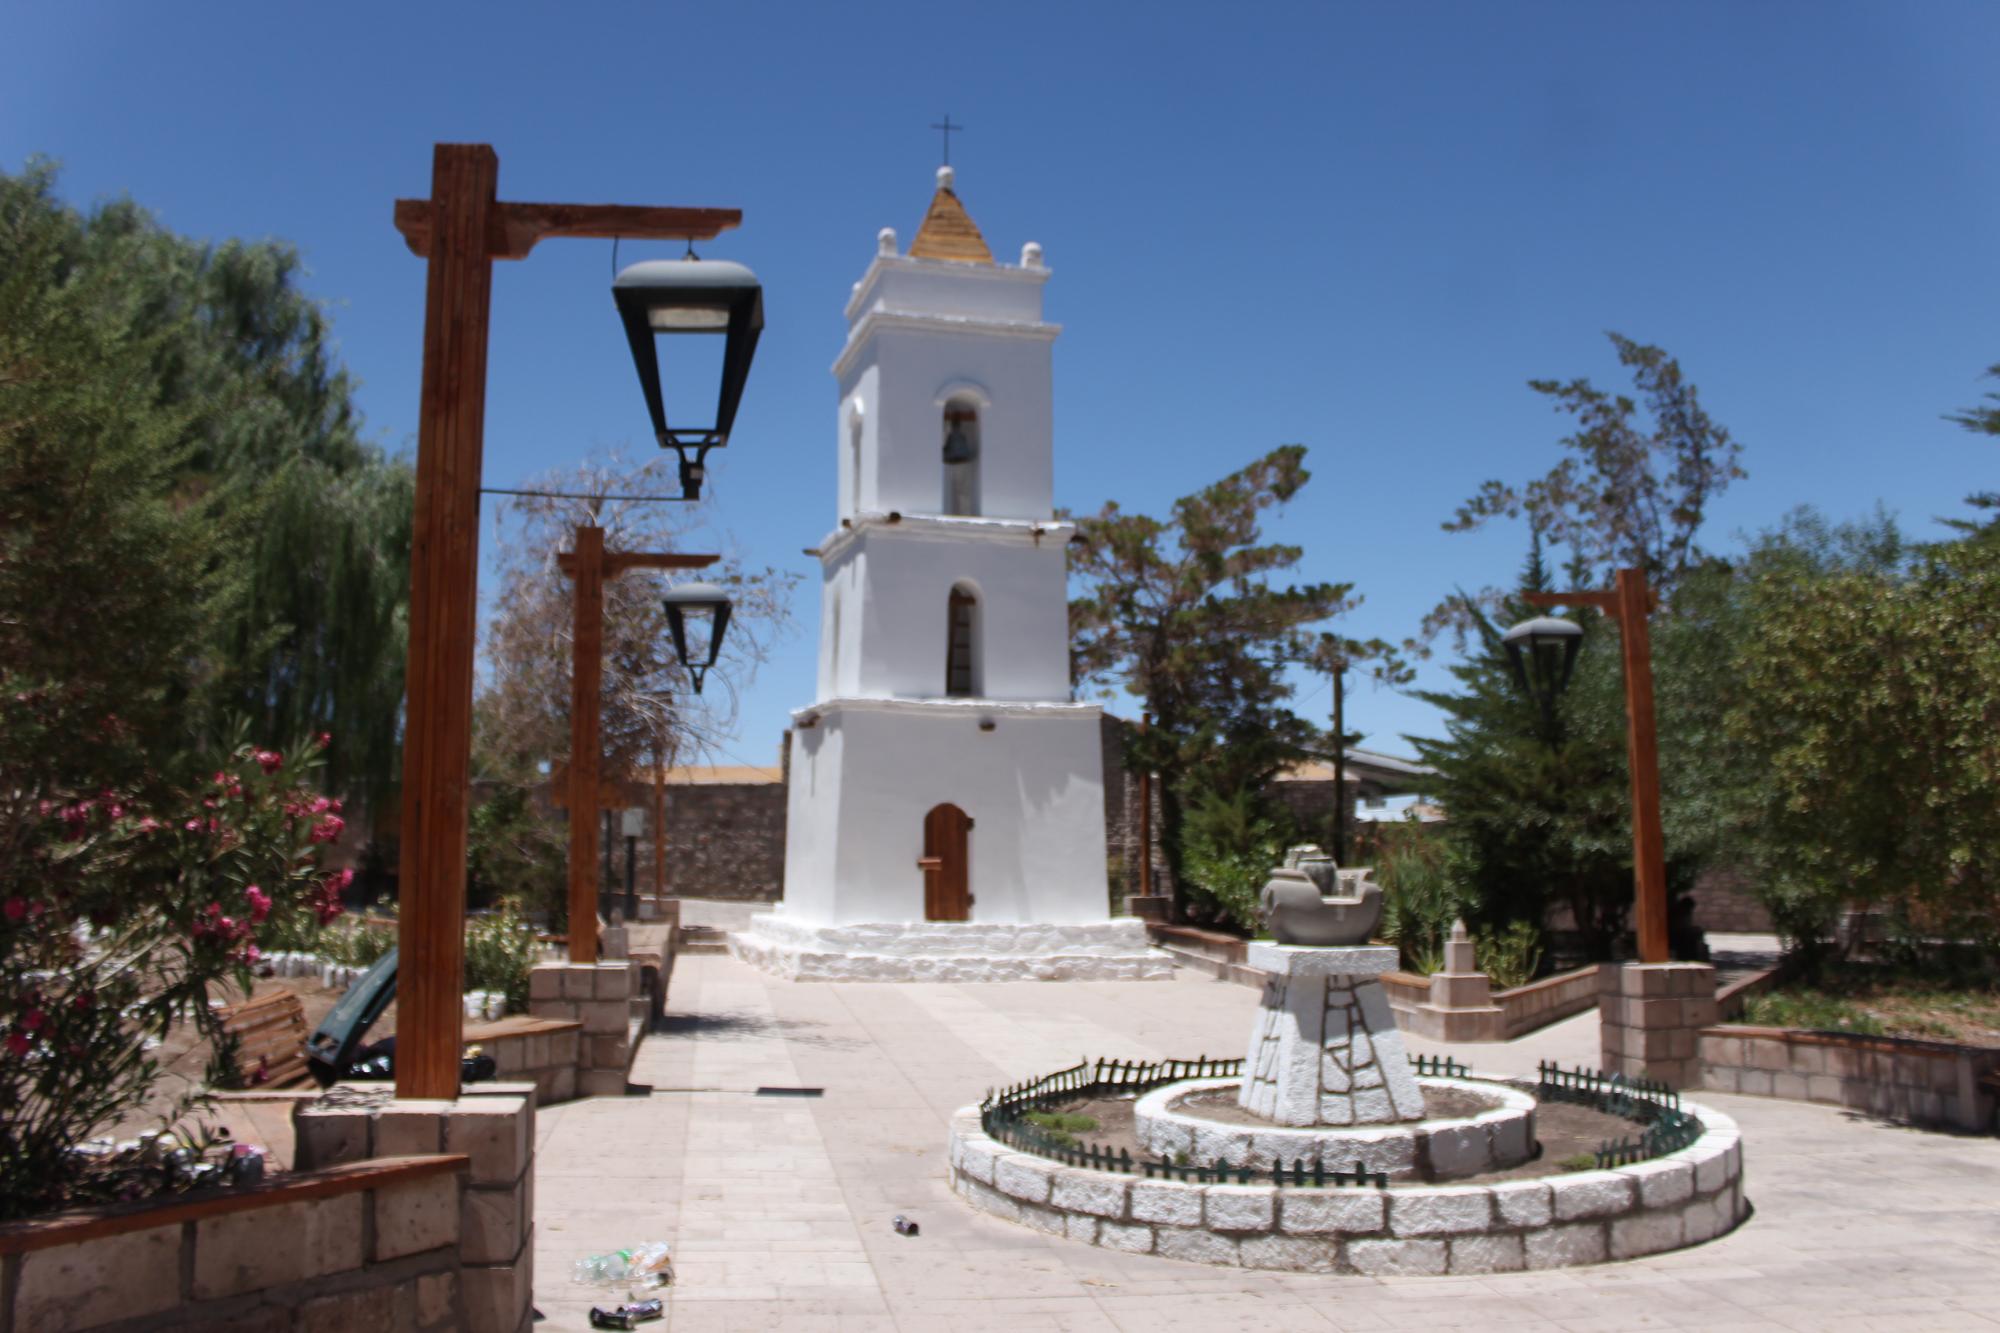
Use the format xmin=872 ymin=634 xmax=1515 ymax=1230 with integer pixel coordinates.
xmin=1598 ymin=961 xmax=1718 ymax=1090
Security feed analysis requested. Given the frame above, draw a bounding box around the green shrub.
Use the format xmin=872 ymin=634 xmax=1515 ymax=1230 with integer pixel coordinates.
xmin=1180 ymin=786 xmax=1289 ymax=933
xmin=1375 ymin=819 xmax=1468 ymax=974
xmin=463 ymin=900 xmax=538 ymax=1014
xmin=1475 ymin=920 xmax=1544 ymax=989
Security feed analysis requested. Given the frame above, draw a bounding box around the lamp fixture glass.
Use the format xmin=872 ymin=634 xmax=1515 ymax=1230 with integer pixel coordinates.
xmin=661 ymin=581 xmax=734 ymax=695
xmin=1501 ymin=614 xmax=1584 ymax=723
xmin=613 ymin=257 xmax=764 ymax=500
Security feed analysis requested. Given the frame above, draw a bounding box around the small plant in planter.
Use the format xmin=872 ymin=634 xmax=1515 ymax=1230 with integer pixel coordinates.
xmin=0 ymin=731 xmax=346 ymax=1220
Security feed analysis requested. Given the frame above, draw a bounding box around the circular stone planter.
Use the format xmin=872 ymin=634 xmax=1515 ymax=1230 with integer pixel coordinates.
xmin=1134 ymin=1076 xmax=1536 ymax=1182
xmin=947 ymin=1096 xmax=1746 ymax=1275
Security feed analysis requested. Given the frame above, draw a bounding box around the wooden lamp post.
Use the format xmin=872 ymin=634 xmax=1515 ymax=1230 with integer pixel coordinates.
xmin=555 ymin=526 xmax=717 ymax=962
xmin=390 ymin=143 xmax=741 ymax=1100
xmin=1514 ymin=567 xmax=1669 ymax=964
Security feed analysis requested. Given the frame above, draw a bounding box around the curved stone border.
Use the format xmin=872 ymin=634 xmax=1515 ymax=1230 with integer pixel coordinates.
xmin=1134 ymin=1077 xmax=1536 ymax=1181
xmin=948 ymin=1095 xmax=1745 ymax=1274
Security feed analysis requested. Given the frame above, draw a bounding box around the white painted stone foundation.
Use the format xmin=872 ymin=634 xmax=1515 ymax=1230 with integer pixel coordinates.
xmin=947 ymin=1096 xmax=1746 ymax=1274
xmin=729 ymin=915 xmax=1173 ymax=982
xmin=1136 ymin=1076 xmax=1537 ymax=1181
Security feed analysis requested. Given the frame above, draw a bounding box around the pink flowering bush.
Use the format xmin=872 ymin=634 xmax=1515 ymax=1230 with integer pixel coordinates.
xmin=0 ymin=730 xmax=346 ymax=1220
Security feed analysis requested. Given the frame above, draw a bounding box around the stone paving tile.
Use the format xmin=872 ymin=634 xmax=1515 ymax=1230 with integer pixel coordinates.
xmin=530 ymin=953 xmax=2000 ymax=1332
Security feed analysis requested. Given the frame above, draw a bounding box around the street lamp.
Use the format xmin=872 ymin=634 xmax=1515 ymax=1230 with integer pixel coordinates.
xmin=662 ymin=581 xmax=734 ymax=695
xmin=613 ymin=258 xmax=765 ymax=499
xmin=1500 ymin=614 xmax=1583 ymax=727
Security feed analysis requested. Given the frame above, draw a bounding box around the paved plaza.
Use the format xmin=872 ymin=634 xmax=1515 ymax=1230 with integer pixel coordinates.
xmin=532 ymin=952 xmax=2000 ymax=1331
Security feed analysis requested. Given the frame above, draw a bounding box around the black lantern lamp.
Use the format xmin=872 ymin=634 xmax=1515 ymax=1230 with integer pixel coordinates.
xmin=662 ymin=581 xmax=733 ymax=695
xmin=613 ymin=258 xmax=764 ymax=500
xmin=1501 ymin=615 xmax=1584 ymax=724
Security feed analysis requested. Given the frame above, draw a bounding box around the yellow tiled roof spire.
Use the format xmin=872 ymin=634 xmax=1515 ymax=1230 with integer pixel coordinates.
xmin=907 ymin=166 xmax=994 ymax=264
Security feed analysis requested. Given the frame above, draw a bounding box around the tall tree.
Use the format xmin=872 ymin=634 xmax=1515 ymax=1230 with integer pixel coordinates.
xmin=1068 ymin=445 xmax=1358 ymax=924
xmin=1946 ymin=361 xmax=2000 ymax=524
xmin=0 ymin=162 xmax=413 ymax=815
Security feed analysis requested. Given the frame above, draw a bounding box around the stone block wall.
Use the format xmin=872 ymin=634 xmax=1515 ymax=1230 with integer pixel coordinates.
xmin=1598 ymin=963 xmax=1718 ymax=1090
xmin=293 ymin=1090 xmax=536 ymax=1332
xmin=527 ymin=961 xmax=637 ymax=1099
xmin=472 ymin=1019 xmax=582 ymax=1105
xmin=1699 ymin=1025 xmax=2000 ymax=1132
xmin=1100 ymin=714 xmax=1171 ymax=905
xmin=0 ymin=1157 xmax=469 ymax=1332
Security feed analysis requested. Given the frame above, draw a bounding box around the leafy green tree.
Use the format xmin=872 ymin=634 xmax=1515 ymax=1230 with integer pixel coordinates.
xmin=1068 ymin=445 xmax=1359 ymax=925
xmin=0 ymin=161 xmax=412 ymax=815
xmin=1947 ymin=361 xmax=1999 ymax=523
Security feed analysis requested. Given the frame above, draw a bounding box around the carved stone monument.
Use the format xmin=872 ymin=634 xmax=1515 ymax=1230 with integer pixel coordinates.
xmin=1237 ymin=943 xmax=1427 ymax=1126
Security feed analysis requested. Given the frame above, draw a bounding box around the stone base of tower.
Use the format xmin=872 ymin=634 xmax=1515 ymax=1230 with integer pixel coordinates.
xmin=729 ymin=915 xmax=1174 ymax=982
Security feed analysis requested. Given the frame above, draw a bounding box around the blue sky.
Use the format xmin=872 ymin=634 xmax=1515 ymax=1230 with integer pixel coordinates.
xmin=7 ymin=2 xmax=1997 ymax=770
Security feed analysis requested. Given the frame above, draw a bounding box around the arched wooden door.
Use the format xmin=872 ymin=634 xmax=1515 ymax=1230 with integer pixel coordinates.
xmin=920 ymin=803 xmax=973 ymax=921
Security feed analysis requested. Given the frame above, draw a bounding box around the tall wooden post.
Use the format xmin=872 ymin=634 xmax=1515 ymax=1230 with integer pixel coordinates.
xmin=388 ymin=142 xmax=742 ymax=1099
xmin=654 ymin=753 xmax=668 ymax=906
xmin=1616 ymin=567 xmax=1669 ymax=964
xmin=393 ymin=145 xmax=498 ymax=1099
xmin=1330 ymin=666 xmax=1347 ymax=866
xmin=567 ymin=525 xmax=607 ymax=961
xmin=1525 ymin=566 xmax=1669 ymax=964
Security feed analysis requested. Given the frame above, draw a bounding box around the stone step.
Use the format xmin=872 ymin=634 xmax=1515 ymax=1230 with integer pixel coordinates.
xmin=1157 ymin=943 xmax=1266 ymax=988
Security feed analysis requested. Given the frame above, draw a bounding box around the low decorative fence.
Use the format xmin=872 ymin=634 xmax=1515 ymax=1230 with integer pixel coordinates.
xmin=1536 ymin=1061 xmax=1702 ymax=1167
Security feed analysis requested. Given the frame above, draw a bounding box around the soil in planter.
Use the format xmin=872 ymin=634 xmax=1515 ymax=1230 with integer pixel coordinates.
xmin=1023 ymin=1089 xmax=1648 ymax=1185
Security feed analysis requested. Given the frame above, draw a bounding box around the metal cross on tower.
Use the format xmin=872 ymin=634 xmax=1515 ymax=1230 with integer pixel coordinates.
xmin=931 ymin=114 xmax=964 ymax=166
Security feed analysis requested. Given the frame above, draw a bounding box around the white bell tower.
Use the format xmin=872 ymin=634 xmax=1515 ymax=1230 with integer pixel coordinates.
xmin=733 ymin=168 xmax=1168 ymax=982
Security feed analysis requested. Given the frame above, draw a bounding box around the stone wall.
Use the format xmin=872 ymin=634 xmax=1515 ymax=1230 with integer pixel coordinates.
xmin=1698 ymin=1024 xmax=2000 ymax=1132
xmin=527 ymin=961 xmax=640 ymax=1099
xmin=948 ymin=1095 xmax=1746 ymax=1274
xmin=655 ymin=780 xmax=787 ymax=902
xmin=467 ymin=1016 xmax=582 ymax=1105
xmin=1598 ymin=963 xmax=1718 ymax=1090
xmin=0 ymin=1156 xmax=469 ymax=1332
xmin=1099 ymin=714 xmax=1171 ymax=905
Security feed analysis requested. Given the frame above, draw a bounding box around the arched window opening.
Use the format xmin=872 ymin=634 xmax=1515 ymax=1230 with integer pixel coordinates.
xmin=946 ymin=585 xmax=978 ymax=697
xmin=942 ymin=404 xmax=980 ymax=516
xmin=847 ymin=407 xmax=864 ymax=515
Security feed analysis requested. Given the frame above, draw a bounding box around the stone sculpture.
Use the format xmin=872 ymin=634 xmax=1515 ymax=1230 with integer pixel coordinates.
xmin=1259 ymin=846 xmax=1383 ymax=947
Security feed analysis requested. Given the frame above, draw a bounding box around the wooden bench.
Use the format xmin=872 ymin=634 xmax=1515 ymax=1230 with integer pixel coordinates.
xmin=218 ymin=992 xmax=312 ymax=1089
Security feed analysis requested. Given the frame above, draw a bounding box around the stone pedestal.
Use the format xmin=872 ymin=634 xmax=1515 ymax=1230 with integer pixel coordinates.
xmin=1410 ymin=921 xmax=1505 ymax=1042
xmin=1599 ymin=961 xmax=1718 ymax=1090
xmin=529 ymin=961 xmax=637 ymax=1098
xmin=1239 ymin=944 xmax=1426 ymax=1126
xmin=292 ymin=1089 xmax=536 ymax=1333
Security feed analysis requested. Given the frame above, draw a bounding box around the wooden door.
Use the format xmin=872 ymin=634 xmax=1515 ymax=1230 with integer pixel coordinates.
xmin=921 ymin=803 xmax=972 ymax=921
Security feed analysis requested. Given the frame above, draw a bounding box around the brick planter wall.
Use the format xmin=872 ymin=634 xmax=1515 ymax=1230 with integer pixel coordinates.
xmin=1698 ymin=1025 xmax=2000 ymax=1132
xmin=528 ymin=961 xmax=639 ymax=1100
xmin=0 ymin=1156 xmax=468 ymax=1332
xmin=947 ymin=1096 xmax=1746 ymax=1274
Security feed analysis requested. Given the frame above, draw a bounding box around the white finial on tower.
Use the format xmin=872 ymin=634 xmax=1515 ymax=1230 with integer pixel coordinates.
xmin=878 ymin=227 xmax=899 ymax=257
xmin=936 ymin=164 xmax=955 ymax=191
xmin=1020 ymin=241 xmax=1044 ymax=269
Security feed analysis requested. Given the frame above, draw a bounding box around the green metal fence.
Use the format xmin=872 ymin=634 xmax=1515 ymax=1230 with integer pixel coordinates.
xmin=1535 ymin=1061 xmax=1703 ymax=1167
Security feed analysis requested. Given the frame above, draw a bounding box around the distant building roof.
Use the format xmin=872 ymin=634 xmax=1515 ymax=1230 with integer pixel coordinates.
xmin=660 ymin=764 xmax=783 ymax=786
xmin=1275 ymin=747 xmax=1436 ymax=794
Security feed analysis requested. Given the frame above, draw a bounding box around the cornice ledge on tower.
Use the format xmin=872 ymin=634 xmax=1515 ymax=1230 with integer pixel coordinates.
xmin=816 ymin=512 xmax=1076 ymax=563
xmin=792 ymin=696 xmax=1103 ymax=725
xmin=833 ymin=309 xmax=1061 ymax=380
xmin=844 ymin=253 xmax=1050 ymax=323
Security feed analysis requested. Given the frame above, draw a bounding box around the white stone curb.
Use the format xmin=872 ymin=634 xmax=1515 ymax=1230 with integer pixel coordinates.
xmin=948 ymin=1096 xmax=1746 ymax=1274
xmin=1133 ymin=1076 xmax=1536 ymax=1181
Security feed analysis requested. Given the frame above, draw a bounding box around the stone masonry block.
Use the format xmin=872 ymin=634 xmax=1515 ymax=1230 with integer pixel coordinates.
xmin=1019 ymin=1202 xmax=1067 ymax=1236
xmin=957 ymin=1137 xmax=1000 ymax=1186
xmin=298 ymin=1285 xmax=397 ymax=1333
xmin=1240 ymin=1233 xmax=1339 ymax=1272
xmin=16 ymin=1222 xmax=181 ymax=1330
xmin=1694 ymin=1146 xmax=1733 ymax=1195
xmin=1679 ymin=1193 xmax=1728 ymax=1245
xmin=416 ymin=1271 xmax=459 ymax=1329
xmin=1423 ymin=1123 xmax=1490 ymax=1178
xmin=461 ymin=1181 xmax=529 ymax=1265
xmin=193 ymin=1192 xmax=365 ymax=1300
xmin=1490 ymin=1180 xmax=1553 ymax=1228
xmin=559 ymin=965 xmax=597 ymax=1000
xmin=1051 ymin=1169 xmax=1130 ymax=1219
xmin=1130 ymin=1179 xmax=1203 ymax=1227
xmin=1204 ymin=1185 xmax=1275 ymax=1231
xmin=372 ymin=1171 xmax=462 ymax=1261
xmin=590 ymin=1034 xmax=630 ymax=1071
xmin=442 ymin=1095 xmax=534 ymax=1187
xmin=550 ymin=1066 xmax=577 ymax=1102
xmin=1551 ymin=1171 xmax=1637 ymax=1221
xmin=961 ymin=1177 xmax=1023 ymax=1224
xmin=994 ymin=1154 xmax=1054 ymax=1204
xmin=292 ymin=1104 xmax=371 ymax=1170
xmin=528 ymin=965 xmax=564 ymax=1002
xmin=1611 ymin=1209 xmax=1685 ymax=1259
xmin=1064 ymin=1213 xmax=1100 ymax=1244
xmin=1390 ymin=1186 xmax=1492 ymax=1236
xmin=579 ymin=1000 xmax=627 ymax=1035
xmin=1524 ymin=1221 xmax=1608 ymax=1269
xmin=1620 ymin=1158 xmax=1695 ymax=1208
xmin=1155 ymin=1226 xmax=1240 ymax=1266
xmin=461 ymin=1254 xmax=534 ymax=1333
xmin=1280 ymin=1189 xmax=1385 ymax=1234
xmin=593 ymin=961 xmax=634 ymax=999
xmin=1448 ymin=1231 xmax=1525 ymax=1274
xmin=1346 ymin=1237 xmax=1448 ymax=1275
xmin=579 ymin=1069 xmax=627 ymax=1098
xmin=375 ymin=1103 xmax=451 ymax=1158
xmin=1098 ymin=1219 xmax=1156 ymax=1253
